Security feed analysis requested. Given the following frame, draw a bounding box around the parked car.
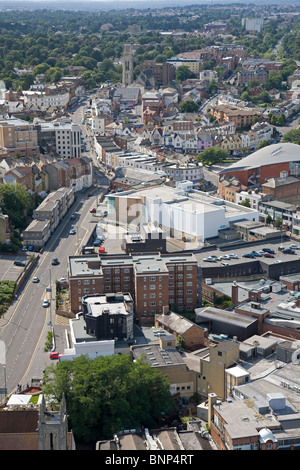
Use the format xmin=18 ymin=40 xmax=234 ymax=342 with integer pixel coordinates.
xmin=42 ymin=299 xmax=49 ymax=308
xmin=228 ymin=253 xmax=238 ymax=259
xmin=250 ymin=251 xmax=262 ymax=257
xmin=221 ymin=262 xmax=229 ymax=266
xmin=282 ymin=248 xmax=295 ymax=254
xmin=262 ymin=248 xmax=275 ymax=254
xmin=32 ymin=276 xmax=39 ymax=283
xmin=221 ymin=255 xmax=230 ymax=260
xmin=14 ymin=260 xmax=25 ymax=267
xmin=274 ymin=260 xmax=282 ymax=263
xmin=52 ymin=257 xmax=59 ymax=265
xmin=49 ymin=351 xmax=59 ymax=360
xmin=70 ymin=214 xmax=76 ymax=220
xmin=90 ymin=208 xmax=96 ymax=213
xmin=242 ymin=253 xmax=255 ymax=258
xmin=69 ymin=228 xmax=76 ymax=235
xmin=289 ymin=244 xmax=300 ymax=249
xmin=203 ymin=257 xmax=217 ymax=262
xmin=263 ymin=253 xmax=275 ymax=258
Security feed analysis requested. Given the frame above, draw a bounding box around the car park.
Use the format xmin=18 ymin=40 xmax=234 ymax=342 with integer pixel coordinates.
xmin=203 ymin=257 xmax=217 ymax=262
xmin=42 ymin=299 xmax=49 ymax=308
xmin=14 ymin=260 xmax=25 ymax=267
xmin=32 ymin=276 xmax=39 ymax=283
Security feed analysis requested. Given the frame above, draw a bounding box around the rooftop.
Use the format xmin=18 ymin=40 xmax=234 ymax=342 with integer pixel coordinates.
xmin=219 ymin=143 xmax=300 ymax=174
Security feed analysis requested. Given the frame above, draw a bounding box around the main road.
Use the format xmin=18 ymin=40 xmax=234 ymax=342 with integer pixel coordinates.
xmin=0 ymin=183 xmax=108 ymax=401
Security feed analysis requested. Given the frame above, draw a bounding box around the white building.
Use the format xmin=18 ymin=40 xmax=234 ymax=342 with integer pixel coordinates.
xmin=164 ymin=162 xmax=203 ymax=183
xmin=235 ymin=189 xmax=263 ymax=210
xmin=23 ymin=87 xmax=69 ymax=111
xmin=107 ymin=182 xmax=259 ymax=243
xmin=36 ymin=118 xmax=81 ymax=159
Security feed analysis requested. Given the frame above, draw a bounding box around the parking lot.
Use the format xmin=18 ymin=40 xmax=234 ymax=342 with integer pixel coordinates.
xmin=196 ymin=239 xmax=300 ymax=267
xmin=0 ymin=254 xmax=29 ymax=282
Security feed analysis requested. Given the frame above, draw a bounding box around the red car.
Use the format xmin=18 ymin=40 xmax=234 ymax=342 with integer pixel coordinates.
xmin=49 ymin=352 xmax=59 ymax=360
xmin=263 ymin=253 xmax=275 ymax=258
xmin=90 ymin=208 xmax=96 ymax=213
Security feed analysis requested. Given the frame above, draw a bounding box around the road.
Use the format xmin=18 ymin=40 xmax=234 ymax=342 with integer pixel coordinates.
xmin=0 ymin=177 xmax=108 ymax=401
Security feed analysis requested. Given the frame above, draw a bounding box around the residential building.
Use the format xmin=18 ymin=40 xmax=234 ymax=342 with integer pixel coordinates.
xmin=23 ymin=219 xmax=51 ymax=248
xmin=164 ymin=162 xmax=203 ymax=183
xmin=22 ymin=85 xmax=69 ymax=111
xmin=0 ymin=214 xmax=10 ymax=244
xmin=210 ymin=104 xmax=261 ymax=129
xmin=33 ymin=187 xmax=74 ymax=233
xmin=139 ymin=60 xmax=176 ymax=87
xmin=68 ymin=252 xmax=199 ymax=323
xmin=0 ymin=117 xmax=39 ymax=158
xmin=131 ymin=333 xmax=197 ymax=398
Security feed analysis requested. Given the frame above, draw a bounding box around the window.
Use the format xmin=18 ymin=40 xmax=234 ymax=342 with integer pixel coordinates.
xmin=84 ymin=280 xmax=90 ymax=285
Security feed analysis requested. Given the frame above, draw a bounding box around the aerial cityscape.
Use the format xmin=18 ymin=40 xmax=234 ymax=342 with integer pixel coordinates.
xmin=0 ymin=0 xmax=299 ymax=454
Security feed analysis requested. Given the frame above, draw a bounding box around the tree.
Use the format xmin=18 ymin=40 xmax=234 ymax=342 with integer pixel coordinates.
xmin=274 ymin=216 xmax=282 ymax=228
xmin=266 ymin=214 xmax=273 ymax=225
xmin=239 ymin=198 xmax=251 ymax=207
xmin=180 ymin=100 xmax=199 ymax=113
xmin=282 ymin=129 xmax=300 ymax=145
xmin=43 ymin=354 xmax=174 ymax=444
xmin=197 ymin=146 xmax=229 ymax=166
xmin=258 ymin=140 xmax=271 ymax=149
xmin=176 ymin=65 xmax=195 ymax=82
xmin=0 ymin=182 xmax=30 ymax=228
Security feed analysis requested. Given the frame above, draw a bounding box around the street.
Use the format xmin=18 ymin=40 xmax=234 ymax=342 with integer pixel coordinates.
xmin=0 ymin=162 xmax=108 ymax=401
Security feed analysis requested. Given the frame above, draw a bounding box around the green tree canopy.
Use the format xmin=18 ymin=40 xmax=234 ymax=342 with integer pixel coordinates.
xmin=0 ymin=182 xmax=30 ymax=228
xmin=197 ymin=146 xmax=229 ymax=166
xmin=175 ymin=65 xmax=195 ymax=82
xmin=180 ymin=100 xmax=199 ymax=113
xmin=43 ymin=354 xmax=174 ymax=444
xmin=282 ymin=128 xmax=300 ymax=145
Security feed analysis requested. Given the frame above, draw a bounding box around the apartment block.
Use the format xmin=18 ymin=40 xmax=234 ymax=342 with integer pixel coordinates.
xmin=0 ymin=117 xmax=39 ymax=158
xmin=210 ymin=104 xmax=261 ymax=129
xmin=23 ymin=219 xmax=51 ymax=248
xmin=68 ymin=252 xmax=199 ymax=324
xmin=33 ymin=187 xmax=74 ymax=233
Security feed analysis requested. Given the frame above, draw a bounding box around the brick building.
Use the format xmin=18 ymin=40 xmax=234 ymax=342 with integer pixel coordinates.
xmin=218 ymin=143 xmax=300 ymax=187
xmin=68 ymin=252 xmax=199 ymax=324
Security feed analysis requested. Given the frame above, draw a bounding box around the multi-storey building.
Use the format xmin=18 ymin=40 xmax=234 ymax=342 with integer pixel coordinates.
xmin=0 ymin=117 xmax=39 ymax=158
xmin=35 ymin=119 xmax=81 ymax=159
xmin=68 ymin=252 xmax=199 ymax=324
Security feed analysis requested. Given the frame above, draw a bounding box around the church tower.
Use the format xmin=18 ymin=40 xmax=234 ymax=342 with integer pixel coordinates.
xmin=38 ymin=394 xmax=69 ymax=450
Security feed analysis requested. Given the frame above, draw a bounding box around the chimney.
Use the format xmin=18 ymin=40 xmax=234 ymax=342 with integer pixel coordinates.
xmin=162 ymin=305 xmax=170 ymax=315
xmin=231 ymin=282 xmax=239 ymax=305
xmin=208 ymin=393 xmax=218 ymax=429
